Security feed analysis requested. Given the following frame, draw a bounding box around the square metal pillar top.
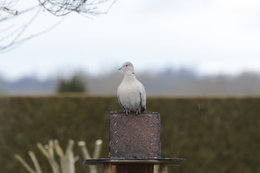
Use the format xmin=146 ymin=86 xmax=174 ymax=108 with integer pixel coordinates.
xmin=109 ymin=111 xmax=161 ymax=159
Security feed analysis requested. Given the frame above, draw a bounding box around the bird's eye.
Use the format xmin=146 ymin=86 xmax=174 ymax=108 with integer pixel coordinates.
xmin=126 ymin=65 xmax=128 ymax=67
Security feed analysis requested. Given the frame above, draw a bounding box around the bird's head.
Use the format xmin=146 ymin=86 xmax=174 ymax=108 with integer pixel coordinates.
xmin=118 ymin=61 xmax=134 ymax=73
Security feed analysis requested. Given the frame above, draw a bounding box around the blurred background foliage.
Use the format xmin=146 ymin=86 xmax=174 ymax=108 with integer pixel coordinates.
xmin=0 ymin=96 xmax=259 ymax=173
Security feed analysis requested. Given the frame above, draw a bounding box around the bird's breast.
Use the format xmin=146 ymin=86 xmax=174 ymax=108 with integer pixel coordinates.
xmin=117 ymin=83 xmax=141 ymax=105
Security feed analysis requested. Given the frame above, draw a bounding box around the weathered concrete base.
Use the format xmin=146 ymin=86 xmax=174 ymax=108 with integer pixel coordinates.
xmin=109 ymin=111 xmax=161 ymax=159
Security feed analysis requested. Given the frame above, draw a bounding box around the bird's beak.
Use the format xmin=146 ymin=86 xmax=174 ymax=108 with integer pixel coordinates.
xmin=118 ymin=67 xmax=122 ymax=71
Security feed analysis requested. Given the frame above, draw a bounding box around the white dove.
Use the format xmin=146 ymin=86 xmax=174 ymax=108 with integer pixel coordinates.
xmin=117 ymin=62 xmax=146 ymax=115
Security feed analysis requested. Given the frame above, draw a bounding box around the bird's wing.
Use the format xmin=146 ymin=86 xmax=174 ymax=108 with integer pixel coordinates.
xmin=117 ymin=89 xmax=124 ymax=109
xmin=139 ymin=84 xmax=146 ymax=112
xmin=117 ymin=94 xmax=122 ymax=107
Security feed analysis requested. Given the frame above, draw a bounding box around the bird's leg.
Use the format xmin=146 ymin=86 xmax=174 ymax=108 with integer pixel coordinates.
xmin=122 ymin=108 xmax=127 ymax=115
xmin=135 ymin=110 xmax=140 ymax=115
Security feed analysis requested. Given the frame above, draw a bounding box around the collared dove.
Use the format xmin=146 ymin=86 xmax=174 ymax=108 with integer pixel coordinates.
xmin=117 ymin=62 xmax=146 ymax=115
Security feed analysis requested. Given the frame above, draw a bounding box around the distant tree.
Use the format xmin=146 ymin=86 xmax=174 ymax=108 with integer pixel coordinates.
xmin=56 ymin=75 xmax=86 ymax=93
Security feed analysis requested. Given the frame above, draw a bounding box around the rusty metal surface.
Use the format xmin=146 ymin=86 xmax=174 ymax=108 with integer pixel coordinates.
xmin=116 ymin=164 xmax=153 ymax=173
xmin=84 ymin=158 xmax=186 ymax=165
xmin=109 ymin=111 xmax=161 ymax=159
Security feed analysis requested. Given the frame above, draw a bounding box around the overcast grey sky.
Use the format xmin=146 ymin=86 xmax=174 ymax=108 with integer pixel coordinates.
xmin=0 ymin=0 xmax=260 ymax=80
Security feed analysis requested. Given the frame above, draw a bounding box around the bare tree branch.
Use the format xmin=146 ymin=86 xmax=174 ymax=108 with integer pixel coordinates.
xmin=38 ymin=0 xmax=116 ymax=16
xmin=0 ymin=0 xmax=116 ymax=51
xmin=0 ymin=16 xmax=64 ymax=52
xmin=0 ymin=4 xmax=40 ymax=22
xmin=0 ymin=6 xmax=42 ymax=50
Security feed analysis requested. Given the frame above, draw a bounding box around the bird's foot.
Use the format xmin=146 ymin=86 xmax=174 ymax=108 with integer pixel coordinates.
xmin=135 ymin=110 xmax=141 ymax=115
xmin=123 ymin=109 xmax=129 ymax=115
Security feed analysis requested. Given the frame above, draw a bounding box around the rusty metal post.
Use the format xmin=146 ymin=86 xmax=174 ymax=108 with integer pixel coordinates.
xmin=115 ymin=164 xmax=153 ymax=173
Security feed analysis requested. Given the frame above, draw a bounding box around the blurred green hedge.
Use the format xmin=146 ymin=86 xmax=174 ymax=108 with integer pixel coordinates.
xmin=0 ymin=96 xmax=259 ymax=173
